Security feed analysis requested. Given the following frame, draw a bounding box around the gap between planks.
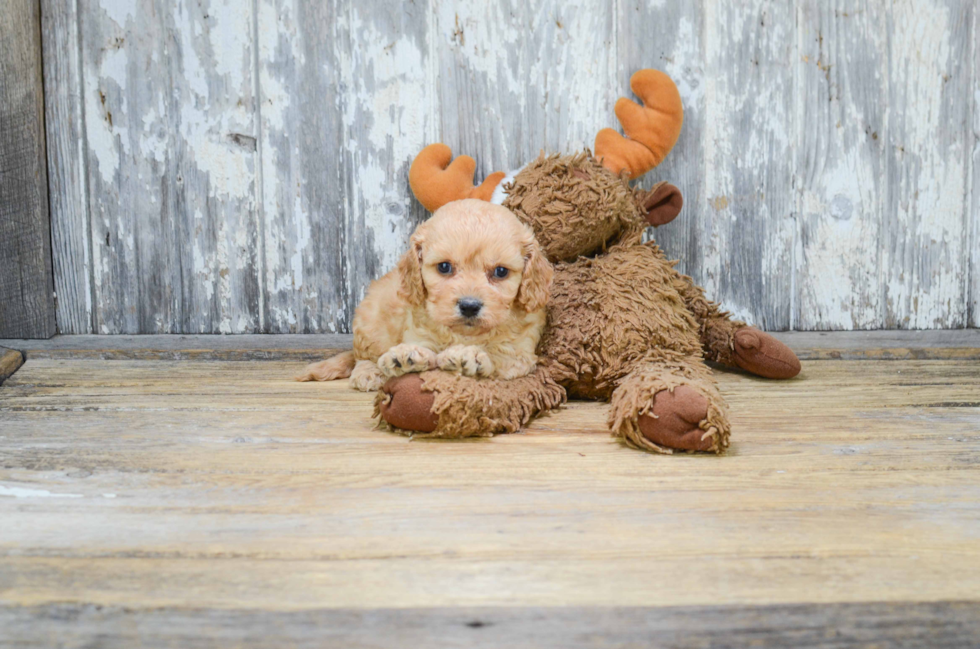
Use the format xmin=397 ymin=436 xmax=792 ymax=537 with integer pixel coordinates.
xmin=0 ymin=330 xmax=978 ymax=363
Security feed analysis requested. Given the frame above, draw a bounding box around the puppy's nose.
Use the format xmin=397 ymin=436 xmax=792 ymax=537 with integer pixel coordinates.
xmin=457 ymin=297 xmax=483 ymax=318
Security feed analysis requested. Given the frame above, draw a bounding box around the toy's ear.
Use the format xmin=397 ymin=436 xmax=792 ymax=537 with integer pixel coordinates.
xmin=637 ymin=182 xmax=683 ymax=227
xmin=396 ymin=229 xmax=427 ymax=306
xmin=595 ymin=69 xmax=683 ymax=179
xmin=516 ymin=229 xmax=554 ymax=313
xmin=409 ymin=144 xmax=506 ymax=212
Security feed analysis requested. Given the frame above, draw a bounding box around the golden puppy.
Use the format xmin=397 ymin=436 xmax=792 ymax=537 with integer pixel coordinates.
xmin=297 ymin=199 xmax=553 ymax=390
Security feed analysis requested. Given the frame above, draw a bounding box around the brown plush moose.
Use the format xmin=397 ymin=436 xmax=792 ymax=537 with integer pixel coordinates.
xmin=376 ymin=69 xmax=801 ymax=454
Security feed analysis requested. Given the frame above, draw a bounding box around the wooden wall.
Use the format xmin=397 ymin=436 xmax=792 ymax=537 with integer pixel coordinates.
xmin=41 ymin=0 xmax=979 ymax=334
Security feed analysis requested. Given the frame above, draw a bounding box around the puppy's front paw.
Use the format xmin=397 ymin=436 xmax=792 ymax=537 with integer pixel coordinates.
xmin=436 ymin=345 xmax=494 ymax=377
xmin=349 ymin=360 xmax=385 ymax=392
xmin=378 ymin=344 xmax=437 ymax=378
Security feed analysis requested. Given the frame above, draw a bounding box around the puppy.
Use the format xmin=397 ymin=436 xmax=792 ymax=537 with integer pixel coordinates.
xmin=297 ymin=199 xmax=553 ymax=390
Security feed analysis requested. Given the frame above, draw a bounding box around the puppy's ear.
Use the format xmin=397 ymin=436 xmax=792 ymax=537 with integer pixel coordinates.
xmin=516 ymin=230 xmax=554 ymax=313
xmin=397 ymin=230 xmax=427 ymax=306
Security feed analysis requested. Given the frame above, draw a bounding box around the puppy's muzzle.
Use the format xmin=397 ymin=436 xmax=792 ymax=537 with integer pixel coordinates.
xmin=457 ymin=297 xmax=483 ymax=319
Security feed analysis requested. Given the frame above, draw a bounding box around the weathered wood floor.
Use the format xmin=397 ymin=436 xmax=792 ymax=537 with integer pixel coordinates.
xmin=1 ymin=342 xmax=979 ymax=646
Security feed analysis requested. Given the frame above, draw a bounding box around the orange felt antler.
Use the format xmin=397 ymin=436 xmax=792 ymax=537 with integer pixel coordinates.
xmin=594 ymin=69 xmax=684 ymax=179
xmin=408 ymin=144 xmax=506 ymax=212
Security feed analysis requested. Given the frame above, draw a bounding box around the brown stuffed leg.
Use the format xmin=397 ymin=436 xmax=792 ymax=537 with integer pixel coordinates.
xmin=608 ymin=351 xmax=731 ymax=454
xmin=375 ymin=366 xmax=565 ymax=438
xmin=670 ymin=270 xmax=801 ymax=379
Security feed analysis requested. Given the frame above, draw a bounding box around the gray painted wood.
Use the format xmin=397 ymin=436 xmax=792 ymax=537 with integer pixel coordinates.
xmin=796 ymin=1 xmax=885 ymax=330
xmin=699 ymin=0 xmax=797 ymax=331
xmin=257 ymin=0 xmax=346 ymax=334
xmin=882 ymin=1 xmax=973 ymax=329
xmin=621 ymin=0 xmax=705 ymax=281
xmin=40 ymin=0 xmax=980 ymax=333
xmin=0 ymin=0 xmax=56 ymax=339
xmin=77 ymin=0 xmax=261 ymax=334
xmin=340 ymin=1 xmax=433 ymax=310
xmin=2 ymin=601 xmax=979 ymax=648
xmin=971 ymin=4 xmax=979 ymax=329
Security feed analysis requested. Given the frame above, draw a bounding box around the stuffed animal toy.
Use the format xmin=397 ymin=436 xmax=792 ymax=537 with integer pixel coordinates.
xmin=375 ymin=69 xmax=801 ymax=454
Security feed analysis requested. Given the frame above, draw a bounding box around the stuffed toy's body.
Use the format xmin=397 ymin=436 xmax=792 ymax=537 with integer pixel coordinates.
xmin=376 ymin=70 xmax=801 ymax=454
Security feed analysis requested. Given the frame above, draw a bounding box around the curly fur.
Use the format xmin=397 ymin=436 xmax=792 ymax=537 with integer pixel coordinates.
xmin=377 ymin=149 xmax=800 ymax=454
xmin=300 ymin=199 xmax=553 ymax=385
xmin=374 ymin=365 xmax=566 ymax=439
xmin=378 ymin=153 xmax=746 ymax=454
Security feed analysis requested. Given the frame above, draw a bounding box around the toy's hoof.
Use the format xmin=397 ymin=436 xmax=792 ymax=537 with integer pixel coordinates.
xmin=637 ymin=182 xmax=683 ymax=227
xmin=733 ymin=328 xmax=801 ymax=379
xmin=637 ymin=386 xmax=714 ymax=452
xmin=379 ymin=374 xmax=438 ymax=432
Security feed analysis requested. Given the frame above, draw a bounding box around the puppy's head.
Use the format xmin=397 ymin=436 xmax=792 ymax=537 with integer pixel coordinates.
xmin=397 ymin=199 xmax=553 ymax=334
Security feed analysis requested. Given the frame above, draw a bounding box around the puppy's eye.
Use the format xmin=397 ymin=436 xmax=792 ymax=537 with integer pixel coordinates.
xmin=493 ymin=266 xmax=509 ymax=279
xmin=437 ymin=262 xmax=453 ymax=275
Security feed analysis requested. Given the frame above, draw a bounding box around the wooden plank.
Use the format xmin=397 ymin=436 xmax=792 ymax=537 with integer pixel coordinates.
xmin=619 ymin=1 xmax=705 ymax=275
xmin=773 ymin=329 xmax=980 ymax=360
xmin=40 ymin=0 xmax=93 ymax=334
xmin=795 ymin=1 xmax=885 ymax=330
xmin=258 ymin=0 xmax=432 ymax=333
xmin=256 ymin=0 xmax=347 ymax=333
xmin=1 ymin=602 xmax=979 ymax=649
xmin=340 ymin=1 xmax=434 ymax=313
xmin=520 ymin=0 xmax=618 ymax=161
xmin=971 ymin=3 xmax=979 ymax=329
xmin=431 ymin=0 xmax=618 ymax=180
xmin=700 ymin=0 xmax=796 ymax=330
xmin=882 ymin=0 xmax=973 ymax=328
xmin=0 ymin=347 xmax=24 ymax=385
xmin=0 ymin=358 xmax=978 ymax=614
xmin=0 ymin=334 xmax=351 ymax=361
xmin=430 ymin=0 xmax=526 ymax=179
xmin=0 ymin=0 xmax=56 ymax=339
xmin=78 ymin=0 xmax=260 ymax=334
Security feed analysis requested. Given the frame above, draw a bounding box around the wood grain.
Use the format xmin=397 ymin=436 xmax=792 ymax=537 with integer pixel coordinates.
xmin=256 ymin=0 xmax=346 ymax=334
xmin=700 ymin=0 xmax=796 ymax=331
xmin=971 ymin=3 xmax=979 ymax=329
xmin=41 ymin=0 xmax=93 ymax=335
xmin=40 ymin=1 xmax=980 ymax=332
xmin=0 ymin=358 xmax=978 ymax=616
xmin=882 ymin=0 xmax=973 ymax=329
xmin=620 ymin=0 xmax=705 ymax=277
xmin=2 ymin=602 xmax=979 ymax=648
xmin=0 ymin=0 xmax=56 ymax=339
xmin=1 ymin=330 xmax=978 ymax=361
xmin=77 ymin=0 xmax=261 ymax=334
xmin=796 ymin=1 xmax=885 ymax=330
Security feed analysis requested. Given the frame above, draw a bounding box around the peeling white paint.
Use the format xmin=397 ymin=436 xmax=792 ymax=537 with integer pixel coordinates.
xmin=883 ymin=0 xmax=969 ymax=328
xmin=50 ymin=0 xmax=980 ymax=333
xmin=345 ymin=9 xmax=429 ymax=276
xmin=98 ymin=0 xmax=133 ymax=28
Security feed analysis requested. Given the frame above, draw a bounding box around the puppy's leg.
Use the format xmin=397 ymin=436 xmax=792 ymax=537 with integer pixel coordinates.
xmin=436 ymin=345 xmax=494 ymax=378
xmin=378 ymin=344 xmax=437 ymax=378
xmin=489 ymin=352 xmax=537 ymax=380
xmin=349 ymin=360 xmax=386 ymax=391
xmin=295 ymin=351 xmax=355 ymax=382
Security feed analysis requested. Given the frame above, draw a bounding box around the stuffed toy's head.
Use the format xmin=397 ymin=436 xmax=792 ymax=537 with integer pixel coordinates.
xmin=409 ymin=70 xmax=686 ymax=263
